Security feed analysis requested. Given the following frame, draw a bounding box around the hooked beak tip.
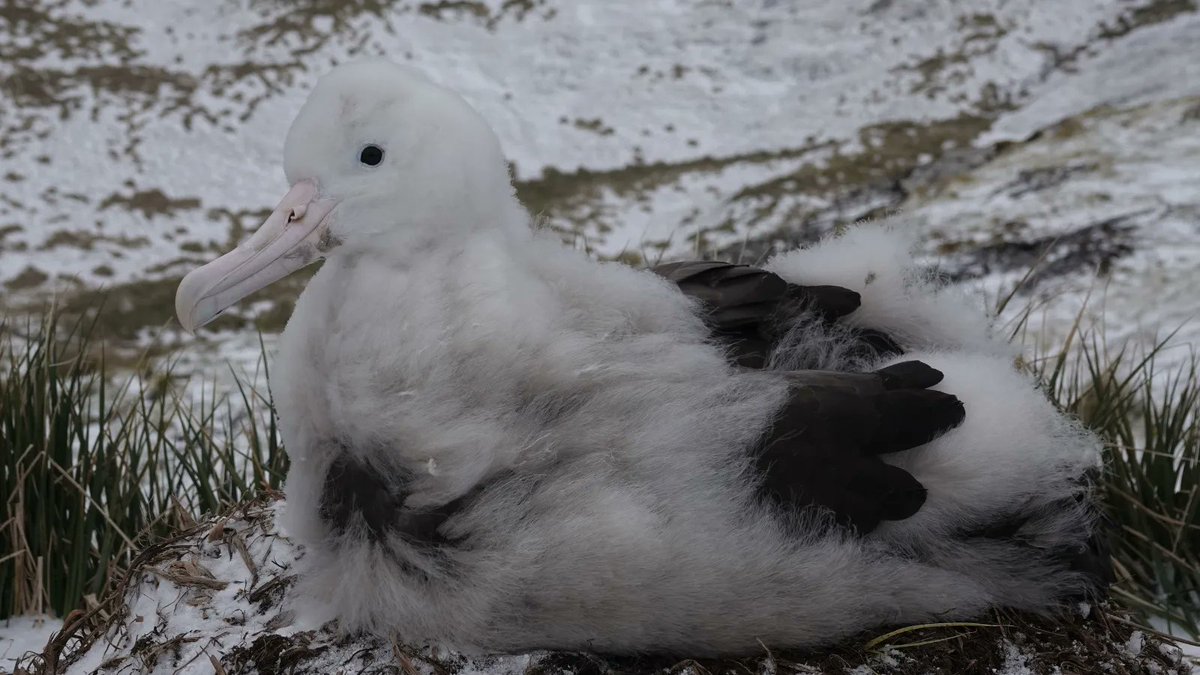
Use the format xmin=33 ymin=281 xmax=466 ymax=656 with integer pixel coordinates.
xmin=175 ymin=269 xmax=210 ymax=334
xmin=173 ymin=179 xmax=336 ymax=335
xmin=177 ymin=312 xmax=199 ymax=335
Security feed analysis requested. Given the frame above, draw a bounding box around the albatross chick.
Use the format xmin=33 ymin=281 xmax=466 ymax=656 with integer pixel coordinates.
xmin=175 ymin=60 xmax=1109 ymax=655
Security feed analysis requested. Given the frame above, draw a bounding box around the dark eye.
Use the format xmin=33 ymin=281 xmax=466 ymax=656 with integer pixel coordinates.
xmin=359 ymin=144 xmax=384 ymax=166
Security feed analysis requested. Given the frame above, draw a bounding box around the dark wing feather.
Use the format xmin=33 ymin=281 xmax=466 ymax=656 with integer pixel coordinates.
xmin=320 ymin=451 xmax=474 ymax=546
xmin=653 ymin=260 xmax=901 ymax=368
xmin=754 ymin=361 xmax=965 ymax=533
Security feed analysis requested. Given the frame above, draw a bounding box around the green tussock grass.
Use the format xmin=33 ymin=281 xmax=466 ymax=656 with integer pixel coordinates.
xmin=999 ymin=263 xmax=1200 ymax=636
xmin=1023 ymin=321 xmax=1200 ymax=635
xmin=0 ymin=308 xmax=287 ymax=618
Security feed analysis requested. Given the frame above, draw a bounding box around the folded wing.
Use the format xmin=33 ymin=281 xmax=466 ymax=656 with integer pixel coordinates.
xmin=753 ymin=361 xmax=965 ymax=533
xmin=653 ymin=260 xmax=901 ymax=368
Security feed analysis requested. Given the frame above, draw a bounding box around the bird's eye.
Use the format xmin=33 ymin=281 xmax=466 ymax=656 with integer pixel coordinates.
xmin=359 ymin=145 xmax=384 ymax=166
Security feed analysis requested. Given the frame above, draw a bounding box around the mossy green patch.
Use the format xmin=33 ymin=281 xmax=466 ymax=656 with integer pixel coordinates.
xmin=417 ymin=0 xmax=490 ymax=20
xmin=0 ymin=224 xmax=22 ymax=251
xmin=1 ymin=266 xmax=318 ymax=354
xmin=4 ymin=266 xmax=49 ymax=291
xmin=1099 ymin=0 xmax=1197 ymax=39
xmin=514 ymin=142 xmax=830 ymax=227
xmin=98 ymin=189 xmax=202 ymax=218
xmin=896 ymin=13 xmax=1009 ymax=100
xmin=39 ymin=229 xmax=151 ymax=251
xmin=728 ymin=114 xmax=991 ymax=227
xmin=571 ymin=117 xmax=615 ymax=136
xmin=0 ymin=1 xmax=140 ymax=64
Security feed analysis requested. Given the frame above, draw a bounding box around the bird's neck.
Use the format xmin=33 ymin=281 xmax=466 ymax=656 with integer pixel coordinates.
xmin=337 ymin=193 xmax=532 ymax=262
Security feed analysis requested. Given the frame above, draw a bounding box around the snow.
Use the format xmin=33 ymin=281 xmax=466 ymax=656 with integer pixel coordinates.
xmin=4 ymin=1 xmax=1198 ymax=388
xmin=64 ymin=504 xmax=307 ymax=673
xmin=910 ymin=94 xmax=1200 ymax=373
xmin=62 ymin=503 xmax=561 ymax=674
xmin=1152 ymin=615 xmax=1200 ymax=663
xmin=997 ymin=642 xmax=1037 ymax=675
xmin=1 ymin=0 xmax=1192 ymax=288
xmin=1129 ymin=631 xmax=1147 ymax=658
xmin=980 ymin=12 xmax=1200 ymax=144
xmin=0 ymin=615 xmax=62 ymax=673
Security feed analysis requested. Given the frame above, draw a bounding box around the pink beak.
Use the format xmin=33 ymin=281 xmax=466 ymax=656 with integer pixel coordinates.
xmin=175 ymin=179 xmax=338 ymax=333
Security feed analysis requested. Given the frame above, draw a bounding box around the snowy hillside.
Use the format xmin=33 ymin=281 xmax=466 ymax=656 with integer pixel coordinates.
xmin=2 ymin=0 xmax=1198 ymax=369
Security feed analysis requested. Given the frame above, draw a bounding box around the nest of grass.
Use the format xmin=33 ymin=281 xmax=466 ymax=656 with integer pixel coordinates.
xmin=13 ymin=500 xmax=1192 ymax=675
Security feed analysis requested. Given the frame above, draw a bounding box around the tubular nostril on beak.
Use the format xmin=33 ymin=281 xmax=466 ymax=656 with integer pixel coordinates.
xmin=290 ymin=204 xmax=307 ymax=222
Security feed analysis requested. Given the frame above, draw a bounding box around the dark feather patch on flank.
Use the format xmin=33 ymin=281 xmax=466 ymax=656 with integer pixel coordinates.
xmin=753 ymin=362 xmax=965 ymax=533
xmin=319 ymin=451 xmax=476 ymax=547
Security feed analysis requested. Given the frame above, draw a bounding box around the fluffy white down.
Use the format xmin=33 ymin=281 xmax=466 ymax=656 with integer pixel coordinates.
xmin=765 ymin=224 xmax=1008 ymax=357
xmin=262 ymin=61 xmax=1104 ymax=656
xmin=768 ymin=226 xmax=1103 ymax=609
xmin=766 ymin=226 xmax=1101 ymax=531
xmin=879 ymin=351 xmax=1101 ymax=535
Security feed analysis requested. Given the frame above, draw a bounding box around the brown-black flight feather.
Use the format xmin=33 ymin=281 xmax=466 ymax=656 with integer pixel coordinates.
xmin=653 ymin=260 xmax=902 ymax=367
xmin=754 ymin=361 xmax=965 ymax=533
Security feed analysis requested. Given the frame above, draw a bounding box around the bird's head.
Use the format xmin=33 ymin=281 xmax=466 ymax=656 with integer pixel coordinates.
xmin=175 ymin=59 xmax=517 ymax=333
